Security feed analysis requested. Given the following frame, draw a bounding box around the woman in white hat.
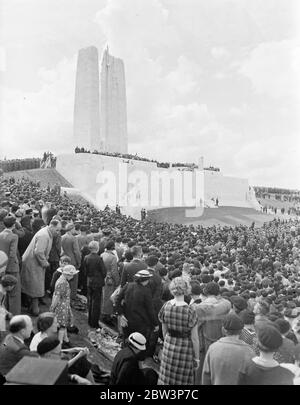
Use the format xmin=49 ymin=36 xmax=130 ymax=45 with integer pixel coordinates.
xmin=50 ymin=265 xmax=79 ymax=346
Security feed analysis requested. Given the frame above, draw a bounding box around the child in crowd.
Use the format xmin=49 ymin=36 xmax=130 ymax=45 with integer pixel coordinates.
xmin=50 ymin=265 xmax=79 ymax=346
xmin=50 ymin=255 xmax=72 ymax=294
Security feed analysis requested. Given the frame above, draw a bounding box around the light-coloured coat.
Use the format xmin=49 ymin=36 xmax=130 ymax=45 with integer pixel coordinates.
xmin=101 ymin=250 xmax=120 ymax=315
xmin=0 ymin=229 xmax=19 ymax=274
xmin=0 ymin=229 xmax=21 ymax=314
xmin=21 ymin=226 xmax=53 ymax=298
xmin=202 ymin=336 xmax=255 ymax=385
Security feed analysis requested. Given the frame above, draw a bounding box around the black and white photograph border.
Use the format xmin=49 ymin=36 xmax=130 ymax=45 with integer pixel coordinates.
xmin=0 ymin=0 xmax=299 ymax=392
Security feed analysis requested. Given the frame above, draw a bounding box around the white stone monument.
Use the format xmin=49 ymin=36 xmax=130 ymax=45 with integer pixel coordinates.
xmin=100 ymin=46 xmax=128 ymax=154
xmin=73 ymin=46 xmax=101 ymax=151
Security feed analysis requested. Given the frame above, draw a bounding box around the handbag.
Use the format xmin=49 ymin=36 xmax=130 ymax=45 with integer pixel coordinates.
xmin=105 ymin=275 xmax=114 ymax=286
xmin=110 ymin=285 xmax=121 ymax=304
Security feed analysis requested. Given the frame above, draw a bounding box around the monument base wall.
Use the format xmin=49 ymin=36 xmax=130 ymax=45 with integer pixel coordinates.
xmin=56 ymin=153 xmax=260 ymax=219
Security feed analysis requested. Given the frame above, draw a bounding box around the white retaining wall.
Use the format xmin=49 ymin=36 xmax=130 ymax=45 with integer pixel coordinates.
xmin=56 ymin=154 xmax=260 ymax=217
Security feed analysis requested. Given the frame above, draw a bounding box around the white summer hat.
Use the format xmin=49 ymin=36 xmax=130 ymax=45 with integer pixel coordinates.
xmin=128 ymin=332 xmax=147 ymax=351
xmin=134 ymin=270 xmax=152 ymax=280
xmin=58 ymin=265 xmax=79 ymax=276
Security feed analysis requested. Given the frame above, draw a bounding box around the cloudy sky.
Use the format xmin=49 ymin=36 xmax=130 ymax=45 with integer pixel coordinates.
xmin=0 ymin=0 xmax=299 ymax=189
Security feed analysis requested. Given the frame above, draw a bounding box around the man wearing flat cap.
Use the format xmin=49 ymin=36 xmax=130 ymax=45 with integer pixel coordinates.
xmin=61 ymin=223 xmax=81 ymax=300
xmin=202 ymin=313 xmax=255 ymax=385
xmin=238 ymin=324 xmax=294 ymax=385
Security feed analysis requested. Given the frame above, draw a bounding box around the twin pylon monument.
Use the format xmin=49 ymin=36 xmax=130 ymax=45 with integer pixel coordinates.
xmin=73 ymin=46 xmax=128 ymax=154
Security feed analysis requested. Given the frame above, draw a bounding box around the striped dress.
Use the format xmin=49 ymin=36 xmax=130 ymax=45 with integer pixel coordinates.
xmin=158 ymin=301 xmax=198 ymax=385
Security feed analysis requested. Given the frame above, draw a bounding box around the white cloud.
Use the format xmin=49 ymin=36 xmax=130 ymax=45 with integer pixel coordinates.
xmin=0 ymin=46 xmax=7 ymax=72
xmin=211 ymin=47 xmax=230 ymax=59
xmin=238 ymin=39 xmax=300 ymax=99
xmin=0 ymin=56 xmax=76 ymax=158
xmin=166 ymin=56 xmax=201 ymax=95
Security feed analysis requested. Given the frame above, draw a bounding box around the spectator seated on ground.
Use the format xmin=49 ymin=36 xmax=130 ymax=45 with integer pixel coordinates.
xmin=37 ymin=337 xmax=93 ymax=385
xmin=37 ymin=337 xmax=95 ymax=385
xmin=0 ymin=315 xmax=38 ymax=377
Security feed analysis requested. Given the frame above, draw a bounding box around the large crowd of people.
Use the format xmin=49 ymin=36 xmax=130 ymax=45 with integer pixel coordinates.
xmin=260 ymin=205 xmax=300 ymax=217
xmin=0 ymin=151 xmax=58 ymax=174
xmin=74 ymin=146 xmax=171 ymax=168
xmin=255 ymin=187 xmax=300 ymax=204
xmin=0 ymin=158 xmax=41 ymax=173
xmin=0 ymin=174 xmax=300 ymax=385
xmin=74 ymin=147 xmax=220 ymax=172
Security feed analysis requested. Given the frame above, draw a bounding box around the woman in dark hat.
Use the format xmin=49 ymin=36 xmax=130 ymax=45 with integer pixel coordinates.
xmin=116 ymin=270 xmax=158 ymax=354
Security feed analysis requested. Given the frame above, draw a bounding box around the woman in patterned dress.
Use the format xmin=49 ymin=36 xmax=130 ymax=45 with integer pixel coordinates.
xmin=158 ymin=277 xmax=200 ymax=385
xmin=50 ymin=265 xmax=79 ymax=345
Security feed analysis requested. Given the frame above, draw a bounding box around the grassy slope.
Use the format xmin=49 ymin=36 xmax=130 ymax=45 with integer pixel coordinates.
xmin=148 ymin=206 xmax=275 ymax=227
xmin=3 ymin=168 xmax=73 ymax=188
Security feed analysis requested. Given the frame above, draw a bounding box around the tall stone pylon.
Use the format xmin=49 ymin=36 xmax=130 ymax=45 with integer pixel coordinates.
xmin=73 ymin=46 xmax=101 ymax=151
xmin=100 ymin=47 xmax=128 ymax=154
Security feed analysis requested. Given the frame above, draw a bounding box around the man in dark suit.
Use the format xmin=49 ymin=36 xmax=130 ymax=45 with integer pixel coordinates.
xmin=0 ymin=315 xmax=37 ymax=377
xmin=0 ymin=216 xmax=21 ymax=315
xmin=46 ymin=231 xmax=62 ymax=294
xmin=83 ymin=241 xmax=107 ymax=328
xmin=120 ymin=246 xmax=147 ymax=287
xmin=61 ymin=223 xmax=81 ymax=300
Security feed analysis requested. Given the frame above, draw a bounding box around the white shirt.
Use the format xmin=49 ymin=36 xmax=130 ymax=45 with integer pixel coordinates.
xmin=30 ymin=332 xmax=47 ymax=351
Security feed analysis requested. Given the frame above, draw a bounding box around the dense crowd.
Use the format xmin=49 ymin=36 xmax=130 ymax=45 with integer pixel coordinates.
xmin=260 ymin=205 xmax=300 ymax=217
xmin=74 ymin=146 xmax=170 ymax=168
xmin=0 ymin=174 xmax=300 ymax=385
xmin=0 ymin=158 xmax=41 ymax=173
xmin=255 ymin=187 xmax=300 ymax=204
xmin=0 ymin=151 xmax=59 ymax=173
xmin=74 ymin=147 xmax=220 ymax=171
xmin=40 ymin=152 xmax=56 ymax=169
